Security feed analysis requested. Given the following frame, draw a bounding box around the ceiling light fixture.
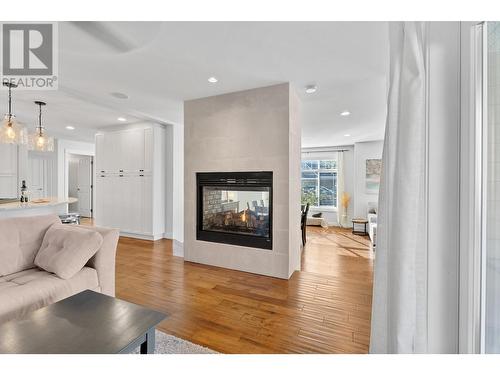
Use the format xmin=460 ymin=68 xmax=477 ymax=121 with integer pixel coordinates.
xmin=117 ymin=117 xmax=127 ymax=122
xmin=340 ymin=111 xmax=351 ymax=116
xmin=110 ymin=92 xmax=129 ymax=99
xmin=66 ymin=126 xmax=75 ymax=130
xmin=344 ymin=134 xmax=351 ymax=137
xmin=0 ymin=82 xmax=27 ymax=145
xmin=208 ymin=77 xmax=218 ymax=83
xmin=305 ymin=85 xmax=317 ymax=94
xmin=28 ymin=101 xmax=54 ymax=152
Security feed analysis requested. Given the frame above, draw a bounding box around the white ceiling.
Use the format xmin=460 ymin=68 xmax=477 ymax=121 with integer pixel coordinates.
xmin=0 ymin=22 xmax=389 ymax=147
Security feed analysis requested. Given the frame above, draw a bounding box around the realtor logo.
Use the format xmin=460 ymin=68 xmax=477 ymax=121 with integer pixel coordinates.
xmin=1 ymin=22 xmax=58 ymax=90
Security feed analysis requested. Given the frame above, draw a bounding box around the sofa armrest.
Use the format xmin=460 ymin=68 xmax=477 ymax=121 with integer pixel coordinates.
xmin=82 ymin=226 xmax=119 ymax=296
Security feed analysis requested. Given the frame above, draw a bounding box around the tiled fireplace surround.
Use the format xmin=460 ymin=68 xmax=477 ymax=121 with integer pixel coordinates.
xmin=183 ymin=83 xmax=301 ymax=279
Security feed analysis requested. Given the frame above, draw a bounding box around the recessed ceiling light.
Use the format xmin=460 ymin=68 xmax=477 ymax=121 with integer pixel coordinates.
xmin=344 ymin=134 xmax=351 ymax=137
xmin=305 ymin=85 xmax=317 ymax=94
xmin=66 ymin=126 xmax=75 ymax=130
xmin=340 ymin=111 xmax=351 ymax=116
xmin=208 ymin=77 xmax=218 ymax=83
xmin=110 ymin=92 xmax=129 ymax=99
xmin=117 ymin=117 xmax=127 ymax=122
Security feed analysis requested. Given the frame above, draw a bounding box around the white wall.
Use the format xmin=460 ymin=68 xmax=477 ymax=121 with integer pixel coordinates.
xmin=164 ymin=122 xmax=185 ymax=256
xmin=184 ymin=83 xmax=301 ymax=279
xmin=172 ymin=122 xmax=184 ymax=256
xmin=288 ymin=86 xmax=302 ymax=274
xmin=344 ymin=147 xmax=355 ymax=224
xmin=165 ymin=125 xmax=174 ymax=239
xmin=353 ymin=140 xmax=384 ymax=219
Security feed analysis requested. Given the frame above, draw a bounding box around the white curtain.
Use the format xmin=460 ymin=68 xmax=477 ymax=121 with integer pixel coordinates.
xmin=337 ymin=151 xmax=346 ymax=227
xmin=370 ymin=22 xmax=429 ymax=353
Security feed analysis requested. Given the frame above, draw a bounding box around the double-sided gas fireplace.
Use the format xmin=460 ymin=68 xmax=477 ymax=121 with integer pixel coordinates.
xmin=196 ymin=171 xmax=273 ymax=250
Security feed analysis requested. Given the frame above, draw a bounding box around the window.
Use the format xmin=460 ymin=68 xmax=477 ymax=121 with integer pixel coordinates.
xmin=301 ymin=159 xmax=337 ymax=208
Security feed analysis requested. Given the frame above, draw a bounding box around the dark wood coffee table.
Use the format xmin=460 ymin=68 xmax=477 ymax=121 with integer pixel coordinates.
xmin=0 ymin=290 xmax=166 ymax=354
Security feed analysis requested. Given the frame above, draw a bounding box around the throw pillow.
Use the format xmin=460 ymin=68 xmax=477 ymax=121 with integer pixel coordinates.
xmin=35 ymin=224 xmax=103 ymax=280
xmin=0 ymin=214 xmax=61 ymax=277
xmin=312 ymin=212 xmax=323 ymax=218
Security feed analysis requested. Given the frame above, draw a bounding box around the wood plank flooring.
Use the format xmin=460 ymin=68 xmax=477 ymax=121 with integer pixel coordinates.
xmin=111 ymin=225 xmax=374 ymax=354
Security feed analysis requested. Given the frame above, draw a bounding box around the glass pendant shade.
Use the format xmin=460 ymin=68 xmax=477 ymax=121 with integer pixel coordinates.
xmin=1 ymin=81 xmax=28 ymax=145
xmin=27 ymin=101 xmax=54 ymax=152
xmin=0 ymin=114 xmax=28 ymax=145
xmin=28 ymin=129 xmax=54 ymax=152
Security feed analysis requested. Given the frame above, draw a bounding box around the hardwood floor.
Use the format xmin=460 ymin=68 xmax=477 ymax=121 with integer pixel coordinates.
xmin=113 ymin=225 xmax=374 ymax=354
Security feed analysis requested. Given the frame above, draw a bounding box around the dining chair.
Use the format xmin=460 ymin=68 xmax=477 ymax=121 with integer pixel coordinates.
xmin=301 ymin=203 xmax=310 ymax=246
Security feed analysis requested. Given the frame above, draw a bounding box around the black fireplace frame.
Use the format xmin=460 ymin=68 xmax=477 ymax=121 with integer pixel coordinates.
xmin=196 ymin=171 xmax=273 ymax=250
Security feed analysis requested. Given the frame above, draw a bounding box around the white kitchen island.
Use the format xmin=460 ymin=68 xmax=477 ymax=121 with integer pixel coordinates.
xmin=0 ymin=197 xmax=78 ymax=219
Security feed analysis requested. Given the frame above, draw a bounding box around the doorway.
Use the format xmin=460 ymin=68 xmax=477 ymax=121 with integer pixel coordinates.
xmin=68 ymin=154 xmax=93 ymax=218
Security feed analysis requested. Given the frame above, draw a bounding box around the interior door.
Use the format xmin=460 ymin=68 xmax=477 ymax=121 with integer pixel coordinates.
xmin=28 ymin=156 xmax=46 ymax=200
xmin=77 ymin=156 xmax=93 ymax=217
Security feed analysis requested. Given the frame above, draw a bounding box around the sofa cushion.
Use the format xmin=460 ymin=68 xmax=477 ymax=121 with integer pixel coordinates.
xmin=0 ymin=267 xmax=99 ymax=325
xmin=35 ymin=224 xmax=103 ymax=280
xmin=0 ymin=214 xmax=61 ymax=277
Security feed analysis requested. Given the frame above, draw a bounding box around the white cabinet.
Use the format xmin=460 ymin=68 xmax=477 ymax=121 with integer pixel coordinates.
xmin=143 ymin=127 xmax=153 ymax=173
xmin=121 ymin=128 xmax=145 ymax=173
xmin=0 ymin=144 xmax=18 ymax=198
xmin=94 ymin=124 xmax=165 ymax=240
xmin=95 ymin=134 xmax=104 ymax=173
xmin=96 ymin=128 xmax=149 ymax=174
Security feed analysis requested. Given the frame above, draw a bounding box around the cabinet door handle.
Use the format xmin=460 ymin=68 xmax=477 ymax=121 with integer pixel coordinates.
xmin=119 ymin=174 xmax=124 ymax=177
xmin=139 ymin=169 xmax=144 ymax=172
xmin=101 ymin=170 xmax=105 ymax=173
xmin=119 ymin=169 xmax=124 ymax=172
xmin=139 ymin=174 xmax=144 ymax=177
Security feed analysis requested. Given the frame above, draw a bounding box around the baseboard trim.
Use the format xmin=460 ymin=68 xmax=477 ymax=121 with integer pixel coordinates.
xmin=119 ymin=231 xmax=163 ymax=241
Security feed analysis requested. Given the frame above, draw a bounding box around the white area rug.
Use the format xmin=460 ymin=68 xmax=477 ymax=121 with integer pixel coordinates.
xmin=132 ymin=330 xmax=218 ymax=354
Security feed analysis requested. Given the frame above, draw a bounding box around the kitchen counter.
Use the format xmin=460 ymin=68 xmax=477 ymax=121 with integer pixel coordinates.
xmin=0 ymin=197 xmax=78 ymax=218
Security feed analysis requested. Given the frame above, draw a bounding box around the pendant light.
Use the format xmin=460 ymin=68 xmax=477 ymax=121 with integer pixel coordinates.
xmin=28 ymin=101 xmax=54 ymax=152
xmin=0 ymin=82 xmax=27 ymax=145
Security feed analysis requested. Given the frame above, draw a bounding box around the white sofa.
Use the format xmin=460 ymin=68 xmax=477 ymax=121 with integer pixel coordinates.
xmin=306 ymin=216 xmax=328 ymax=228
xmin=0 ymin=214 xmax=119 ymax=325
